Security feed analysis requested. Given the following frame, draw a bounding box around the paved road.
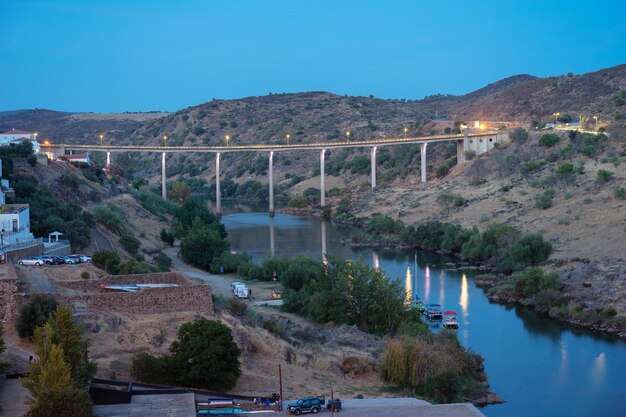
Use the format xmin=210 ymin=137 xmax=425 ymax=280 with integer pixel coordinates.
xmin=163 ymin=246 xmax=232 ymax=297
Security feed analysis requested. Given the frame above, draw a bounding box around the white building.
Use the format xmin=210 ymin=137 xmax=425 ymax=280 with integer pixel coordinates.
xmin=0 ymin=129 xmax=42 ymax=153
xmin=59 ymin=153 xmax=92 ymax=165
xmin=0 ymin=159 xmax=34 ymax=245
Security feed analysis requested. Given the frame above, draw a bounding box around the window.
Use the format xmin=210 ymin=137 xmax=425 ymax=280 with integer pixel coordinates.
xmin=12 ymin=219 xmax=18 ymax=232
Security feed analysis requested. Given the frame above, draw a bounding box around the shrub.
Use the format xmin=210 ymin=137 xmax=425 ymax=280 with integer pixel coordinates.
xmin=119 ymin=233 xmax=141 ymax=255
xmin=154 ymin=252 xmax=172 ymax=272
xmin=92 ymin=249 xmax=121 ymax=274
xmin=92 ymin=204 xmax=128 ymax=235
xmin=437 ymin=192 xmax=464 ymax=207
xmin=520 ymin=160 xmax=547 ymax=174
xmin=555 ymin=163 xmax=574 ymax=175
xmin=15 ymin=294 xmax=58 ymax=339
xmin=539 ymin=134 xmax=560 ymax=147
xmin=160 ymin=229 xmax=175 ymax=245
xmin=512 ymin=267 xmax=563 ymax=298
xmin=614 ymin=187 xmax=626 ymax=200
xmin=556 ymin=114 xmax=572 ymax=123
xmin=80 ymin=272 xmax=90 ymax=280
xmin=596 ymin=169 xmax=614 ymax=184
xmin=288 ymin=196 xmax=308 ymax=208
xmin=535 ymin=192 xmax=553 ymax=209
xmin=510 ymin=127 xmax=529 ymax=142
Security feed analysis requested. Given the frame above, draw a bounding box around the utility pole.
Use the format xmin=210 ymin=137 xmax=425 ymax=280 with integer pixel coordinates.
xmin=279 ymin=364 xmax=284 ymax=413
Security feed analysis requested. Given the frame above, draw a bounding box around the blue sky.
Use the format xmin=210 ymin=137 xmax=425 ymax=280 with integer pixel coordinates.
xmin=1 ymin=0 xmax=625 ymax=112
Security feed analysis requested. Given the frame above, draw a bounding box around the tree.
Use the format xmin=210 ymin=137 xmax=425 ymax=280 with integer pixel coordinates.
xmin=92 ymin=249 xmax=121 ymax=274
xmin=132 ymin=319 xmax=242 ymax=391
xmin=21 ymin=327 xmax=94 ymax=417
xmin=16 ymin=294 xmax=58 ymax=339
xmin=48 ymin=306 xmax=97 ymax=388
xmin=170 ymin=181 xmax=192 ymax=204
xmin=180 ymin=220 xmax=230 ymax=270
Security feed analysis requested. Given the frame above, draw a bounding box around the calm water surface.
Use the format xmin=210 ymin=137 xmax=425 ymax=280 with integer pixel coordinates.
xmin=217 ymin=207 xmax=626 ymax=417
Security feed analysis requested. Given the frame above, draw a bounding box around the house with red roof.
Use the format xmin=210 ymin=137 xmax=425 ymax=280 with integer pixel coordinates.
xmin=0 ymin=129 xmax=41 ymax=153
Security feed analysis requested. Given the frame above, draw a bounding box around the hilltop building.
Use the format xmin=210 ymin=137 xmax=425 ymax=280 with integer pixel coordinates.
xmin=0 ymin=160 xmax=33 ymax=246
xmin=0 ymin=129 xmax=42 ymax=153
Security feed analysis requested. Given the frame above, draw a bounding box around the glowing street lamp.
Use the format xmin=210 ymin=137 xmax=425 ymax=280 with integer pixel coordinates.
xmin=594 ymin=116 xmax=598 ymax=129
xmin=553 ymin=112 xmax=560 ymax=124
xmin=163 ymin=135 xmax=168 ymax=146
xmin=403 ymin=127 xmax=408 ymax=139
xmin=286 ymin=133 xmax=290 ymax=145
xmin=34 ymin=132 xmax=38 ymax=143
xmin=346 ymin=131 xmax=351 ymax=142
xmin=99 ymin=134 xmax=104 ymax=146
xmin=44 ymin=140 xmax=51 ymax=159
xmin=225 ymin=135 xmax=230 ymax=146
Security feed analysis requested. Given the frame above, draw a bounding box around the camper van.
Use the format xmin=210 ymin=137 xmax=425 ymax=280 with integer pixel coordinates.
xmin=233 ymin=283 xmax=249 ymax=299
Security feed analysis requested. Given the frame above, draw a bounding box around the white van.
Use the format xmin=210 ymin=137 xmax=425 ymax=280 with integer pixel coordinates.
xmin=233 ymin=283 xmax=249 ymax=299
xmin=231 ymin=281 xmax=243 ymax=294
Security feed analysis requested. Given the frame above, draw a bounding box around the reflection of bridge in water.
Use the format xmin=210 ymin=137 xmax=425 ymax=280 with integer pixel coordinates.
xmin=49 ymin=130 xmax=508 ymax=217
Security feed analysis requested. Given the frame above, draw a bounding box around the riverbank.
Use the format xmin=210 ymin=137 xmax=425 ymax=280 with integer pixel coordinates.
xmin=292 ymin=210 xmax=626 ymax=339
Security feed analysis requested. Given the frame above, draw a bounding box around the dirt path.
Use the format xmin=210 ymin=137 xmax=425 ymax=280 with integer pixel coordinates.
xmin=163 ymin=246 xmax=232 ymax=297
xmin=91 ymin=227 xmax=114 ymax=251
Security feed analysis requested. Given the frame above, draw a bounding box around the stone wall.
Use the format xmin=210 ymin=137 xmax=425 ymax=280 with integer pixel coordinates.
xmin=56 ymin=272 xmax=213 ymax=315
xmin=0 ymin=265 xmax=19 ymax=322
xmin=60 ymin=286 xmax=213 ymax=315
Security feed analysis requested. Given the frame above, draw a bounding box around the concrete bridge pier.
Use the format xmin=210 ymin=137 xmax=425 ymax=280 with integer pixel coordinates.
xmin=161 ymin=152 xmax=166 ymax=199
xmin=420 ymin=143 xmax=427 ymax=183
xmin=106 ymin=152 xmax=111 ymax=170
xmin=370 ymin=146 xmax=377 ymax=189
xmin=268 ymin=151 xmax=275 ymax=217
xmin=320 ymin=149 xmax=326 ymax=207
xmin=215 ymin=152 xmax=221 ymax=218
xmin=456 ymin=140 xmax=465 ymax=164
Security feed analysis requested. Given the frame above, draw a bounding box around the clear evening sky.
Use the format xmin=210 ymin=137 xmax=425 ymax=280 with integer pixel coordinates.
xmin=1 ymin=0 xmax=625 ymax=113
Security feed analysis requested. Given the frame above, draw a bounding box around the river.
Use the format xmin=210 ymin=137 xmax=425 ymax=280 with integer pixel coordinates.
xmin=214 ymin=205 xmax=626 ymax=417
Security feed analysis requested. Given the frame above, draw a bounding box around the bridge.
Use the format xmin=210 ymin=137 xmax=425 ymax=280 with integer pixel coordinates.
xmin=47 ymin=130 xmax=508 ymax=217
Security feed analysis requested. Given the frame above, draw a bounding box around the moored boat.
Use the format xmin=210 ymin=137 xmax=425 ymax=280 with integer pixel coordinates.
xmin=443 ymin=310 xmax=459 ymax=329
xmin=424 ymin=304 xmax=443 ymax=320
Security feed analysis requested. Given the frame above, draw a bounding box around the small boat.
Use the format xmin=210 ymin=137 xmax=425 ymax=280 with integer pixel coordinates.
xmin=411 ymin=298 xmax=426 ymax=312
xmin=443 ymin=311 xmax=459 ymax=329
xmin=424 ymin=304 xmax=443 ymax=320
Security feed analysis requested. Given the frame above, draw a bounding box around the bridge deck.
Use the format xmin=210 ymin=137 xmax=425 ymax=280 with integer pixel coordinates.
xmin=49 ymin=131 xmax=502 ymax=153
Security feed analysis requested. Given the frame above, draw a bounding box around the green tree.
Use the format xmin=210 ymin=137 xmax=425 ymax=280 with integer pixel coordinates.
xmin=48 ymin=306 xmax=97 ymax=388
xmin=169 ymin=181 xmax=192 ymax=204
xmin=16 ymin=294 xmax=58 ymax=339
xmin=92 ymin=249 xmax=121 ymax=274
xmin=21 ymin=326 xmax=94 ymax=417
xmin=180 ymin=220 xmax=230 ymax=270
xmin=132 ymin=319 xmax=242 ymax=391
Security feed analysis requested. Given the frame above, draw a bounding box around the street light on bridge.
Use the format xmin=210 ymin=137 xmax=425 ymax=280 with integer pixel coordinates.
xmin=553 ymin=112 xmax=560 ymax=124
xmin=163 ymin=135 xmax=168 ymax=146
xmin=286 ymin=133 xmax=290 ymax=145
xmin=404 ymin=127 xmax=408 ymax=139
xmin=346 ymin=131 xmax=351 ymax=142
xmin=225 ymin=135 xmax=230 ymax=146
xmin=99 ymin=134 xmax=104 ymax=146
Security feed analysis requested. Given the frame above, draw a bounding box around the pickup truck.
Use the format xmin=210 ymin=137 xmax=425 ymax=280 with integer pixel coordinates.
xmin=287 ymin=396 xmax=325 ymax=415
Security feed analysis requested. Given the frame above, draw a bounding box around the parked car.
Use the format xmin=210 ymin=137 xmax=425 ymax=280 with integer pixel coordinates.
xmin=17 ymin=257 xmax=44 ymax=266
xmin=41 ymin=255 xmax=63 ymax=265
xmin=57 ymin=255 xmax=78 ymax=265
xmin=287 ymin=396 xmax=325 ymax=415
xmin=70 ymin=254 xmax=91 ymax=263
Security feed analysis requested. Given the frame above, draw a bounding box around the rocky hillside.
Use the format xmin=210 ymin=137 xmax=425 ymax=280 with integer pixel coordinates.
xmin=453 ymin=64 xmax=626 ymax=121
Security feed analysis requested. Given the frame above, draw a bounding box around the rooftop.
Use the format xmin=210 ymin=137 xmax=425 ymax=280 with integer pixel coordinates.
xmin=0 ymin=204 xmax=29 ymax=214
xmin=0 ymin=129 xmax=32 ymax=135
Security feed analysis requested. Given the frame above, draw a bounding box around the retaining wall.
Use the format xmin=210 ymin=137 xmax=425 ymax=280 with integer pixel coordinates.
xmin=0 ymin=265 xmax=19 ymax=322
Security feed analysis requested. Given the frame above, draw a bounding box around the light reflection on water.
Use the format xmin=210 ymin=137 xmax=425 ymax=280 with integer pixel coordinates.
xmin=218 ymin=210 xmax=626 ymax=417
